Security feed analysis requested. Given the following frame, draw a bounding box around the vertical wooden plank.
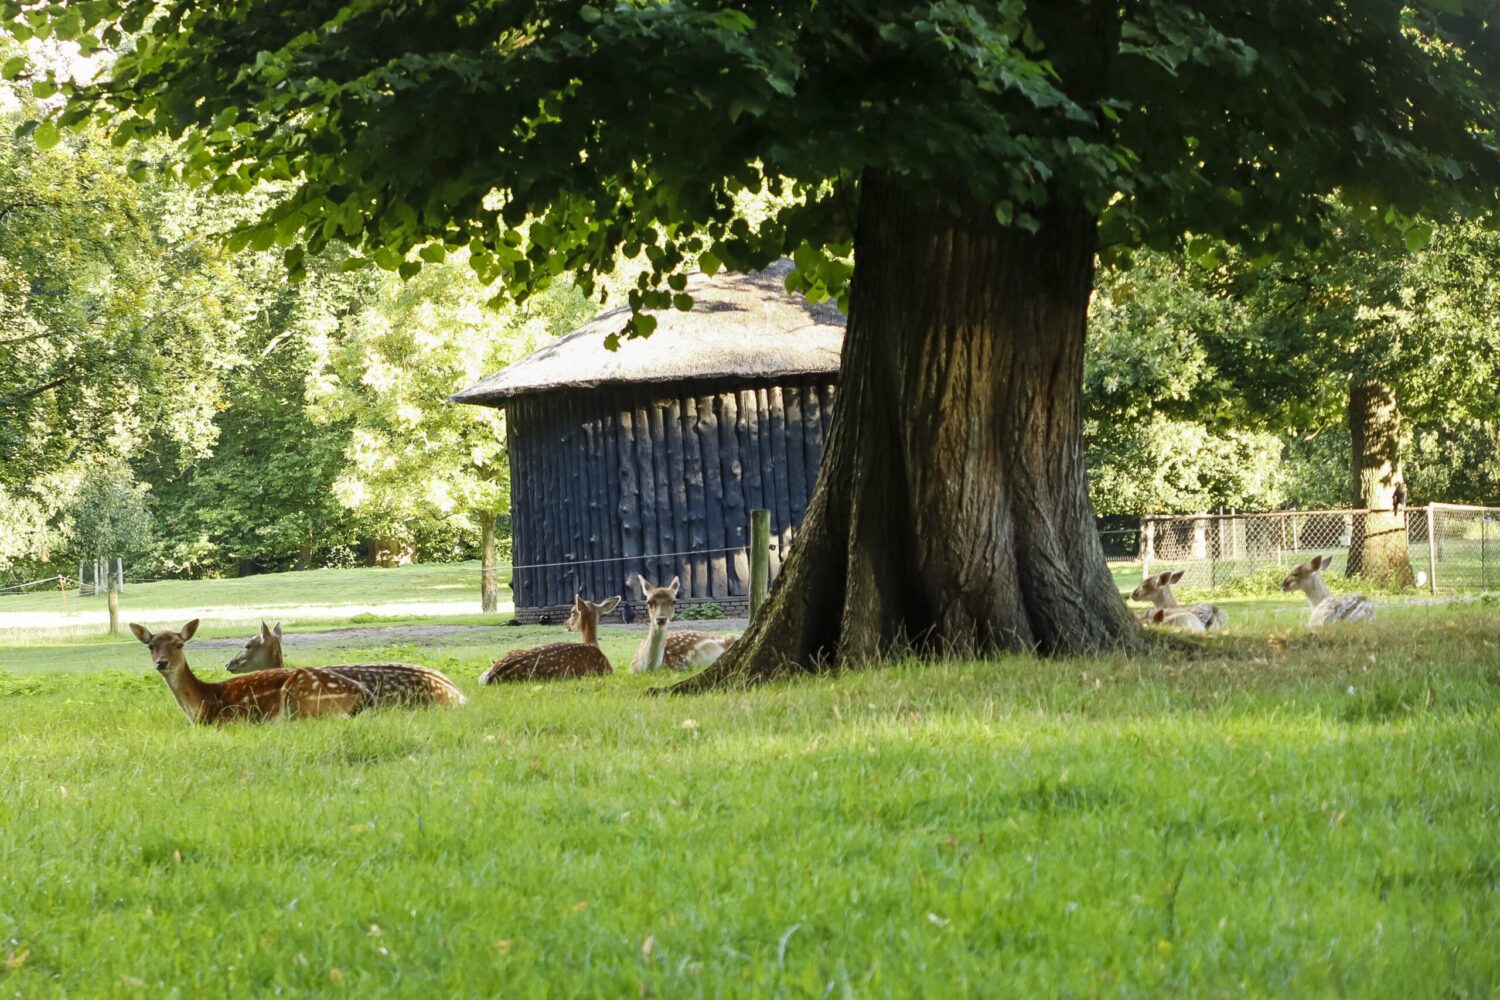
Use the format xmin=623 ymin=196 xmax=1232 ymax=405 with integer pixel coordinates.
xmin=738 ymin=388 xmax=764 ymax=519
xmin=505 ymin=401 xmax=530 ymax=611
xmin=682 ymin=396 xmax=709 ymax=598
xmin=783 ymin=383 xmax=808 ymax=530
xmin=565 ymin=393 xmax=587 ymax=601
xmin=538 ymin=395 xmax=563 ymax=608
xmin=648 ymin=396 xmax=674 ymax=590
xmin=580 ymin=394 xmax=604 ymax=601
xmin=766 ymin=386 xmax=793 ymax=572
xmin=820 ymin=382 xmax=836 ymax=440
xmin=615 ymin=399 xmax=643 ymax=602
xmin=631 ymin=393 xmax=658 ymax=593
xmin=600 ymin=403 xmax=627 ymax=602
xmin=750 ymin=508 xmax=771 ymax=618
xmin=755 ymin=386 xmax=781 ymax=577
xmin=719 ymin=390 xmax=749 ymax=594
xmin=698 ymin=393 xmax=729 ymax=597
xmin=521 ymin=397 xmax=544 ymax=610
xmin=802 ymin=384 xmax=825 ymax=494
xmin=663 ymin=395 xmax=692 ymax=595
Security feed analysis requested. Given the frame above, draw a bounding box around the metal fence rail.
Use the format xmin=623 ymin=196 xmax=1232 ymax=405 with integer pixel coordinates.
xmin=1140 ymin=503 xmax=1497 ymax=593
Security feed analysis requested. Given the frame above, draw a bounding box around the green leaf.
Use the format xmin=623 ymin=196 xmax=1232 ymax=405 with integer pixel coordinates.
xmin=672 ymin=293 xmax=693 ymax=311
xmin=33 ymin=121 xmax=60 ymax=150
xmin=698 ymin=251 xmax=722 ymax=276
xmin=419 ymin=244 xmax=446 ymax=263
xmin=1 ymin=56 xmax=26 ymax=80
xmin=631 ymin=312 xmax=658 ymax=338
xmin=1403 ymin=224 xmax=1434 ymax=252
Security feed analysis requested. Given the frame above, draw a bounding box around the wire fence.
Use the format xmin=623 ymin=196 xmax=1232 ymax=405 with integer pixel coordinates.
xmin=1139 ymin=503 xmax=1498 ymax=593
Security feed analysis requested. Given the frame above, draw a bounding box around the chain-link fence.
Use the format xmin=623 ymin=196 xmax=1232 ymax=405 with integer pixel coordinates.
xmin=1140 ymin=503 xmax=1498 ymax=593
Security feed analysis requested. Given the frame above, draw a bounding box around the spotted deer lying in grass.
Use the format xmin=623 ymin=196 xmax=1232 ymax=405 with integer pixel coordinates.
xmin=1280 ymin=555 xmax=1376 ymax=627
xmin=1130 ymin=569 xmax=1228 ymax=631
xmin=133 ymin=619 xmax=466 ymax=725
xmin=629 ymin=575 xmax=737 ymax=673
xmin=479 ymin=594 xmax=620 ymax=684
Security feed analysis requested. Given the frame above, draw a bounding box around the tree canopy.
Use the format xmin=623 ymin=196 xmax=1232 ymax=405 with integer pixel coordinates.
xmin=14 ymin=1 xmax=1500 ymax=312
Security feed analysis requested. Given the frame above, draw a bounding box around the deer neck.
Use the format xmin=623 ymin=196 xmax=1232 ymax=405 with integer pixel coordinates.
xmin=1298 ymin=574 xmax=1333 ymax=607
xmin=1153 ymin=588 xmax=1180 ymax=609
xmin=579 ymin=616 xmax=599 ymax=648
xmin=163 ymin=658 xmax=220 ymax=724
xmin=639 ymin=622 xmax=668 ymax=671
xmin=264 ymin=638 xmax=285 ymax=670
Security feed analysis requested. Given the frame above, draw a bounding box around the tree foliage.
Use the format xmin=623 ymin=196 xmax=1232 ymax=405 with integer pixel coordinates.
xmin=13 ymin=1 xmax=1499 ymax=312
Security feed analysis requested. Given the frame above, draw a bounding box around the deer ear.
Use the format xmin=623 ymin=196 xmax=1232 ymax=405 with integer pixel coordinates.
xmin=129 ymin=623 xmax=152 ymax=644
xmin=1315 ymin=555 xmax=1332 ymax=571
xmin=597 ymin=596 xmax=621 ymax=614
xmin=636 ymin=574 xmax=651 ymax=595
xmin=1155 ymin=572 xmax=1171 ymax=586
xmin=1152 ymin=609 xmax=1168 ymax=623
xmin=260 ymin=620 xmax=272 ymax=640
xmin=272 ymin=621 xmax=282 ymax=637
xmin=180 ymin=619 xmax=200 ymax=642
xmin=1169 ymin=570 xmax=1186 ymax=584
xmin=668 ymin=576 xmax=681 ymax=596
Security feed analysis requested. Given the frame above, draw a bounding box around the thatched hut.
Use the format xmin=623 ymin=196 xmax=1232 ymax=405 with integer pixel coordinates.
xmin=452 ymin=260 xmax=843 ymax=622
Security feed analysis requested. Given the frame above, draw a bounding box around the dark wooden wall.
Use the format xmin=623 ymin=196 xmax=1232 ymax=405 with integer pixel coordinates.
xmin=506 ymin=377 xmax=836 ymax=611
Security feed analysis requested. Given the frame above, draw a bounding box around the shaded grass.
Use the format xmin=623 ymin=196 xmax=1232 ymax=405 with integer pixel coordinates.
xmin=2 ymin=613 xmax=1499 ymax=995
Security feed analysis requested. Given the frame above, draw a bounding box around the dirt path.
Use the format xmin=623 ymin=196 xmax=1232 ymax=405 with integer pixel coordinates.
xmin=192 ymin=619 xmax=748 ymax=651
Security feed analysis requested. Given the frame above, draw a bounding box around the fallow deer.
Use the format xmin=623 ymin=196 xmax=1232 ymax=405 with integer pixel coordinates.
xmin=1147 ymin=607 xmax=1207 ymax=633
xmin=479 ymin=594 xmax=620 ymax=684
xmin=629 ymin=575 xmax=737 ymax=673
xmin=1130 ymin=569 xmax=1228 ymax=630
xmin=133 ymin=619 xmax=466 ymax=725
xmin=1280 ymin=555 xmax=1376 ymax=627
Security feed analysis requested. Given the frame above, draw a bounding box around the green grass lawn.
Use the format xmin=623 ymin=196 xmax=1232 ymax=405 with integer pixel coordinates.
xmin=2 ymin=604 xmax=1498 ymax=995
xmin=0 ymin=559 xmax=509 ymax=620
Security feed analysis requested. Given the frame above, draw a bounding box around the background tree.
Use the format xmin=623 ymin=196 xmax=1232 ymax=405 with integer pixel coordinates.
xmin=1097 ymin=211 xmax=1500 ymax=585
xmin=308 ymin=257 xmax=594 ymax=608
xmin=14 ymin=1 xmax=1500 ymax=681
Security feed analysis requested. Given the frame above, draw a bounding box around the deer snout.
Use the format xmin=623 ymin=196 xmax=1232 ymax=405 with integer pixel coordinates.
xmin=154 ymin=659 xmax=170 ymax=671
xmin=655 ymin=616 xmax=669 ymax=627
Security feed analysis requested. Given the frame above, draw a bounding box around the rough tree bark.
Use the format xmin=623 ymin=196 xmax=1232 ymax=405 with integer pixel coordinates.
xmin=479 ymin=509 xmax=499 ymax=613
xmin=1346 ymin=380 xmax=1415 ymax=586
xmin=674 ymin=171 xmax=1141 ymax=691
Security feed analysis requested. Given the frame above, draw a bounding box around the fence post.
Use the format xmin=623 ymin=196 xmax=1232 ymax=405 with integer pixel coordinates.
xmin=1425 ymin=503 xmax=1438 ymax=594
xmin=750 ymin=509 xmax=771 ymax=619
xmin=1141 ymin=519 xmax=1154 ymax=579
xmin=116 ymin=557 xmax=124 ymax=594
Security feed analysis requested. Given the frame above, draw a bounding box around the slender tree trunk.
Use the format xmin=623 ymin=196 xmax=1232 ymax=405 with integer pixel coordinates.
xmin=479 ymin=509 xmax=499 ymax=613
xmin=674 ymin=172 xmax=1140 ymax=691
xmin=106 ymin=560 xmax=119 ymax=635
xmin=1346 ymin=380 xmax=1415 ymax=586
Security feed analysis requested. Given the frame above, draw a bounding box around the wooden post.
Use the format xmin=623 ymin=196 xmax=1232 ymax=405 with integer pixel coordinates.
xmin=59 ymin=575 xmax=68 ymax=615
xmin=750 ymin=509 xmax=771 ymax=620
xmin=1141 ymin=519 xmax=1154 ymax=579
xmin=106 ymin=563 xmax=120 ymax=635
xmin=1426 ymin=503 xmax=1438 ymax=594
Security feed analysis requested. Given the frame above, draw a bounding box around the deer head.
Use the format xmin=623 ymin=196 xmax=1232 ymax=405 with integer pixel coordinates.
xmin=225 ymin=620 xmax=283 ymax=673
xmin=636 ymin=575 xmax=681 ymax=629
xmin=1130 ymin=570 xmax=1185 ymax=604
xmin=1280 ymin=554 xmax=1334 ymax=593
xmin=566 ymin=594 xmax=620 ymax=632
xmin=129 ymin=619 xmax=200 ymax=677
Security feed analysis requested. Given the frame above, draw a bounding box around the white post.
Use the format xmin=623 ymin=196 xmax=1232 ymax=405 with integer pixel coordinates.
xmin=1141 ymin=519 xmax=1154 ymax=580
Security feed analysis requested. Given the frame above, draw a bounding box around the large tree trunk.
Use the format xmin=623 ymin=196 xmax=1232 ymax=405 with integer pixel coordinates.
xmin=674 ymin=172 xmax=1140 ymax=691
xmin=1346 ymin=380 xmax=1415 ymax=586
xmin=479 ymin=509 xmax=499 ymax=613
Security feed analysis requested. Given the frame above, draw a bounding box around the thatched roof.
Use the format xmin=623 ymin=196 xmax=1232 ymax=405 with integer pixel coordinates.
xmin=451 ymin=260 xmax=845 ymax=406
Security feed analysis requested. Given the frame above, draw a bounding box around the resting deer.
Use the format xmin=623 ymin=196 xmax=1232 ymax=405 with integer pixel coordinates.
xmin=1280 ymin=555 xmax=1376 ymax=627
xmin=1147 ymin=607 xmax=1207 ymax=632
xmin=629 ymin=575 xmax=737 ymax=673
xmin=1130 ymin=570 xmax=1228 ymax=630
xmin=133 ymin=619 xmax=466 ymax=725
xmin=479 ymin=594 xmax=620 ymax=684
